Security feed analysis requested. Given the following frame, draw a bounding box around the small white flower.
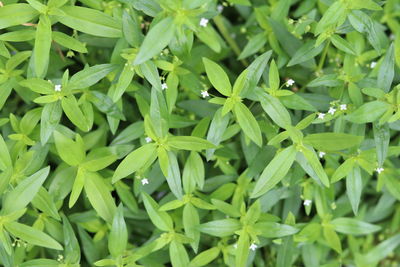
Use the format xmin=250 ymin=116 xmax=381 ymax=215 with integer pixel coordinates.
xmin=303 ymin=199 xmax=312 ymax=206
xmin=318 ymin=113 xmax=325 ymax=119
xmin=318 ymin=151 xmax=326 ymax=158
xmin=370 ymin=61 xmax=377 ymax=69
xmin=201 ymin=90 xmax=209 ymax=98
xmin=141 ymin=178 xmax=149 ymax=185
xmin=145 ymin=137 xmax=152 ymax=143
xmin=375 ymin=167 xmax=384 ymax=174
xmin=390 ymin=34 xmax=395 ymax=40
xmin=199 ymin=18 xmax=209 ymax=27
xmin=249 ymin=243 xmax=258 ymax=251
xmin=217 ymin=4 xmax=224 ymax=13
xmin=233 ymin=243 xmax=238 ymax=249
xmin=54 ymin=84 xmax=62 ymax=92
xmin=161 ymin=83 xmax=168 ymax=90
xmin=328 ymin=107 xmax=336 ymax=115
xmin=340 ymin=104 xmax=347 ymax=110
xmin=286 ymin=79 xmax=295 ymax=87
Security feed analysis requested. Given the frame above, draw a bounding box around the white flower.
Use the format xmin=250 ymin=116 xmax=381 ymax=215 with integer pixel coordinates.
xmin=249 ymin=243 xmax=258 ymax=251
xmin=199 ymin=18 xmax=209 ymax=27
xmin=318 ymin=113 xmax=325 ymax=119
xmin=145 ymin=137 xmax=152 ymax=143
xmin=318 ymin=151 xmax=326 ymax=158
xmin=286 ymin=79 xmax=295 ymax=87
xmin=201 ymin=90 xmax=209 ymax=98
xmin=217 ymin=4 xmax=224 ymax=13
xmin=233 ymin=243 xmax=238 ymax=249
xmin=54 ymin=84 xmax=62 ymax=92
xmin=141 ymin=178 xmax=149 ymax=185
xmin=375 ymin=167 xmax=384 ymax=174
xmin=303 ymin=199 xmax=312 ymax=206
xmin=161 ymin=83 xmax=168 ymax=90
xmin=370 ymin=61 xmax=377 ymax=69
xmin=340 ymin=104 xmax=347 ymax=110
xmin=328 ymin=107 xmax=336 ymax=115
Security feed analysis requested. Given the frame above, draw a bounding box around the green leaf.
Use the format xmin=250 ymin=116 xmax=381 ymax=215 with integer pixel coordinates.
xmin=62 ymin=214 xmax=81 ymax=264
xmin=348 ymin=0 xmax=382 ymax=11
xmin=206 ymin=108 xmax=230 ymax=160
xmin=202 ymin=58 xmax=232 ymax=96
xmin=87 ymin=91 xmax=125 ymax=120
xmin=196 ymin=25 xmax=222 ymax=53
xmin=315 ymin=1 xmax=346 ymax=35
xmin=0 ymin=4 xmax=39 ymax=30
xmin=254 ymin=222 xmax=299 ymax=238
xmin=141 ymin=192 xmax=173 ymax=232
xmin=112 ymin=143 xmax=157 ymax=183
xmin=331 ymin=218 xmax=381 ymax=236
xmin=304 ymin=133 xmax=363 ymax=151
xmin=198 ymin=219 xmax=241 ymax=237
xmin=69 ymin=167 xmax=86 ymax=208
xmin=236 ymin=233 xmax=250 ymax=267
xmin=358 ymin=234 xmax=400 ymax=265
xmin=331 ymin=158 xmax=356 ymax=183
xmin=40 ymin=102 xmax=62 ymax=145
xmin=52 ymin=31 xmax=88 ymax=53
xmin=348 ymin=10 xmax=381 ymax=53
xmin=377 ymin=43 xmax=395 ymax=93
xmin=170 ymin=240 xmax=190 ymax=267
xmin=189 ymin=247 xmax=220 ymax=267
xmin=251 ymin=145 xmax=297 ymax=198
xmin=0 ymin=134 xmax=12 ymax=171
xmin=34 ymin=15 xmax=52 ymax=78
xmin=113 ymin=65 xmax=135 ymax=100
xmin=164 ymin=151 xmax=183 ymax=199
xmin=84 ymin=172 xmax=117 ymax=223
xmin=234 ymin=102 xmax=262 ymax=147
xmin=57 ymin=6 xmax=122 ymax=38
xmin=5 ymin=221 xmax=62 ymax=250
xmin=32 ymin=187 xmax=60 ymax=220
xmin=346 ymin=165 xmax=362 ymax=215
xmin=346 ymin=101 xmax=389 ymax=123
xmin=80 ymin=147 xmax=117 ymax=172
xmin=301 ymin=146 xmax=330 ymax=187
xmin=54 ymin=131 xmax=85 ymax=166
xmin=134 ymin=17 xmax=176 ymax=65
xmin=2 ymin=166 xmax=50 ymax=215
xmin=108 ymin=204 xmax=128 ymax=257
xmin=269 ymin=59 xmax=280 ymax=91
xmin=61 ymin=95 xmax=91 ymax=132
xmin=323 ymin=224 xmax=342 ymax=254
xmin=167 ymin=136 xmax=216 ymax=151
xmin=244 ymin=50 xmax=272 ymax=95
xmin=288 ymin=40 xmax=324 ymax=66
xmin=257 ymin=90 xmax=291 ymax=129
xmin=183 ymin=203 xmax=200 ymax=253
xmin=183 ymin=151 xmax=205 ymax=193
xmin=68 ymin=64 xmax=117 ymax=90
xmin=373 ymin=123 xmax=390 ymax=167
xmin=238 ymin=33 xmax=267 ymax=60
xmin=330 ymin=34 xmax=356 ymax=55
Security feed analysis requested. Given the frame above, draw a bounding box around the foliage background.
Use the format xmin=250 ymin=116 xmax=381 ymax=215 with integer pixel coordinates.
xmin=0 ymin=0 xmax=400 ymax=266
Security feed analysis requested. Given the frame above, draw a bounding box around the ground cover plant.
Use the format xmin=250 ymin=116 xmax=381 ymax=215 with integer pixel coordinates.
xmin=0 ymin=0 xmax=400 ymax=266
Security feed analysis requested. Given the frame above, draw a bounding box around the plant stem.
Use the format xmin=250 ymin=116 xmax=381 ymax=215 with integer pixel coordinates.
xmin=317 ymin=40 xmax=330 ymax=72
xmin=213 ymin=15 xmax=248 ymax=67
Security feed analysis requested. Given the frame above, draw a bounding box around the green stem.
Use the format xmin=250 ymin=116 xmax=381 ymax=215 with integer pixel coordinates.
xmin=317 ymin=40 xmax=330 ymax=72
xmin=213 ymin=15 xmax=248 ymax=67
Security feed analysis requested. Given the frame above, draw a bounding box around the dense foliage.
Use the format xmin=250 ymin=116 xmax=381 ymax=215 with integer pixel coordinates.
xmin=1 ymin=0 xmax=400 ymax=266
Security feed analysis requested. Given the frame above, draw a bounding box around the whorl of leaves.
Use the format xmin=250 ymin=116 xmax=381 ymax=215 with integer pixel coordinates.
xmin=0 ymin=0 xmax=400 ymax=266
